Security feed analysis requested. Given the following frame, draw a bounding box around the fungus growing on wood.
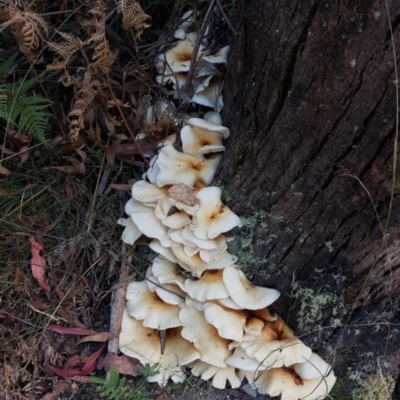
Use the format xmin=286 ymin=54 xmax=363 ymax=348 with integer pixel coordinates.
xmin=119 ymin=310 xmax=200 ymax=386
xmin=117 ymin=217 xmax=141 ymax=245
xmin=126 ymin=280 xmax=181 ymax=330
xmin=223 ymin=266 xmax=280 ymax=310
xmin=239 ymin=317 xmax=312 ymax=369
xmin=179 ymin=299 xmax=232 ymax=368
xmin=190 ymin=360 xmax=241 ymax=389
xmin=184 ymin=269 xmax=229 ymax=301
xmin=153 ymin=145 xmax=221 ymax=187
xmin=190 ymin=187 xmax=242 ymax=239
xmin=253 ymin=366 xmax=337 ymax=400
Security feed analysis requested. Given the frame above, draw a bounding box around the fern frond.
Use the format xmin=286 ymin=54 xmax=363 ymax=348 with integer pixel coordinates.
xmin=0 ymin=53 xmax=18 ymax=81
xmin=115 ymin=0 xmax=151 ymax=36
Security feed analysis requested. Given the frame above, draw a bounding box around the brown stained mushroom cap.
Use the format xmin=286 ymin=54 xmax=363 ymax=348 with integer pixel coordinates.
xmin=253 ymin=366 xmax=337 ymax=400
xmin=159 ymin=40 xmax=203 ymax=73
xmin=180 ymin=125 xmax=226 ymax=157
xmin=240 ymin=317 xmax=312 ymax=369
xmin=126 ymin=280 xmax=182 ymax=330
xmin=184 ymin=269 xmax=229 ymax=302
xmin=154 ymin=145 xmax=221 ymax=187
xmin=190 ymin=187 xmax=242 ymax=240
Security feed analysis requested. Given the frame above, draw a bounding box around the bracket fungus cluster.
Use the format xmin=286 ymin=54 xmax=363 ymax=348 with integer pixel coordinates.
xmin=117 ymin=8 xmax=336 ymax=400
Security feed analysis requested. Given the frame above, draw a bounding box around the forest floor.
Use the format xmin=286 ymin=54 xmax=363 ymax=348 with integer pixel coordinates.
xmin=0 ymin=0 xmax=268 ymax=399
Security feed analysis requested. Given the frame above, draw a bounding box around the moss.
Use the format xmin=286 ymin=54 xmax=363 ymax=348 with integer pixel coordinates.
xmin=291 ymin=282 xmax=336 ymax=331
xmin=350 ymin=372 xmax=395 ymax=400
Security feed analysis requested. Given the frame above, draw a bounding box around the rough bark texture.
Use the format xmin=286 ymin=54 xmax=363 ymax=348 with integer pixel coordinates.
xmin=219 ymin=0 xmax=400 ymax=392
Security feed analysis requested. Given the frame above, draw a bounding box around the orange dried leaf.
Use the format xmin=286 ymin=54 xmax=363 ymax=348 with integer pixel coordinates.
xmin=76 ymin=331 xmax=115 ymax=345
xmin=168 ymin=183 xmax=199 ymax=206
xmin=28 ymin=236 xmax=51 ymax=292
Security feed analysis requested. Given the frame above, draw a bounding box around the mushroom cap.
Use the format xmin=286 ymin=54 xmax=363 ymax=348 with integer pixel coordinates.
xmin=131 ymin=180 xmax=169 ymax=205
xmin=126 ymin=280 xmax=182 ymax=330
xmin=254 ymin=366 xmax=337 ymax=400
xmin=192 ymin=76 xmax=224 ymax=112
xmin=293 ymin=352 xmax=332 ymax=380
xmin=244 ymin=317 xmax=265 ymax=338
xmin=182 ymin=225 xmax=225 ymax=250
xmin=201 ymin=45 xmax=230 ymax=64
xmin=184 ymin=269 xmax=229 ymax=301
xmin=203 ymin=111 xmax=222 ymax=125
xmin=187 ymin=117 xmax=229 ymax=138
xmin=156 ymin=72 xmax=188 ymax=88
xmin=117 ymin=217 xmax=142 ymax=245
xmin=203 ymin=302 xmax=247 ymax=342
xmin=125 ymin=199 xmax=171 ymax=247
xmin=179 ymin=299 xmax=232 ymax=368
xmin=119 ymin=311 xmax=200 ymax=386
xmin=152 ymin=255 xmax=186 ymax=291
xmin=155 ymin=282 xmax=186 ymax=306
xmin=190 ymin=187 xmax=242 ymax=240
xmin=147 ymin=154 xmax=161 ymax=184
xmin=154 ymin=145 xmax=221 ymax=187
xmin=180 ymin=125 xmax=225 ymax=156
xmin=159 ymin=40 xmax=203 ymax=73
xmin=222 ymin=266 xmax=280 ymax=310
xmin=171 ymin=245 xmax=237 ymax=277
xmin=217 ymin=296 xmax=243 ymax=310
xmin=149 ymin=239 xmax=178 ymax=263
xmin=190 ymin=360 xmax=241 ymax=389
xmin=240 ymin=318 xmax=312 ymax=369
xmin=226 ymin=347 xmax=266 ymax=372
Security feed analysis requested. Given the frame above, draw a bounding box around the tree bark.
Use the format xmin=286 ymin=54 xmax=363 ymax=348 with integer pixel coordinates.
xmin=220 ymin=0 xmax=400 ymax=390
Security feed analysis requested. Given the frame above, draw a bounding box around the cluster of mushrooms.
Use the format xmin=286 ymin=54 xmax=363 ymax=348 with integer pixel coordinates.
xmin=116 ymin=9 xmax=336 ymax=400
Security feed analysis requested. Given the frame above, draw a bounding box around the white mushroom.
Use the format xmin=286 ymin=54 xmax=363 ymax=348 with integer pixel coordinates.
xmin=117 ymin=217 xmax=142 ymax=245
xmin=149 ymin=239 xmax=178 ymax=263
xmin=203 ymin=302 xmax=247 ymax=342
xmin=131 ymin=180 xmax=169 ymax=206
xmin=293 ymin=352 xmax=332 ymax=380
xmin=239 ymin=317 xmax=312 ymax=369
xmin=126 ymin=280 xmax=182 ymax=330
xmin=184 ymin=269 xmax=229 ymax=302
xmin=222 ymin=266 xmax=280 ymax=310
xmin=179 ymin=298 xmax=232 ymax=368
xmin=154 ymin=145 xmax=221 ymax=187
xmin=190 ymin=360 xmax=241 ymax=389
xmin=190 ymin=187 xmax=242 ymax=240
xmin=201 ymin=46 xmax=230 ymax=64
xmin=253 ymin=366 xmax=337 ymax=400
xmin=125 ymin=199 xmax=171 ymax=247
xmin=151 ymin=255 xmax=186 ymax=291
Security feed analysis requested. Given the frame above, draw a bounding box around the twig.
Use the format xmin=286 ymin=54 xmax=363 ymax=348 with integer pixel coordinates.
xmin=216 ymin=0 xmax=238 ymax=35
xmin=108 ymin=246 xmax=131 ymax=355
xmin=181 ymin=0 xmax=217 ymax=96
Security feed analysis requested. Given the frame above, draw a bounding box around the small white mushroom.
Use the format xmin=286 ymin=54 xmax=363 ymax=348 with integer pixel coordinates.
xmin=190 ymin=187 xmax=242 ymax=240
xmin=292 ymin=352 xmax=332 ymax=380
xmin=126 ymin=280 xmax=182 ymax=330
xmin=203 ymin=302 xmax=247 ymax=342
xmin=204 ymin=111 xmax=222 ymax=125
xmin=131 ymin=180 xmax=169 ymax=206
xmin=125 ymin=199 xmax=171 ymax=247
xmin=149 ymin=239 xmax=178 ymax=263
xmin=253 ymin=366 xmax=337 ymax=400
xmin=226 ymin=347 xmax=266 ymax=372
xmin=117 ymin=217 xmax=142 ymax=245
xmin=184 ymin=269 xmax=229 ymax=302
xmin=222 ymin=266 xmax=280 ymax=310
xmin=154 ymin=145 xmax=221 ymax=187
xmin=190 ymin=360 xmax=241 ymax=389
xmin=201 ymin=45 xmax=230 ymax=64
xmin=179 ymin=298 xmax=232 ymax=368
xmin=192 ymin=76 xmax=224 ymax=111
xmin=151 ymin=255 xmax=186 ymax=291
xmin=240 ymin=317 xmax=312 ymax=369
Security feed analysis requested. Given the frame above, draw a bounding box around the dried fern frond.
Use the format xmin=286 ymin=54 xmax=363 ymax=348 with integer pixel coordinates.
xmin=115 ymin=0 xmax=151 ymax=36
xmin=0 ymin=3 xmax=48 ymax=60
xmin=47 ymin=31 xmax=84 ymax=64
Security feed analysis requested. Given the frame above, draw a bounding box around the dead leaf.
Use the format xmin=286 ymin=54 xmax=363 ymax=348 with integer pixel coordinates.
xmin=28 ymin=236 xmax=51 ymax=292
xmin=13 ymin=267 xmax=21 ymax=285
xmin=97 ymin=353 xmax=140 ymax=377
xmin=0 ymin=165 xmax=11 ymax=176
xmin=47 ymin=325 xmax=97 ymax=336
xmin=48 ymin=342 xmax=106 ymax=378
xmin=41 ymin=382 xmax=69 ymax=400
xmin=109 ymin=183 xmax=131 ymax=191
xmin=31 ymin=295 xmax=51 ymax=310
xmin=106 ymin=136 xmax=159 ymax=168
xmin=46 ymin=157 xmax=86 ymax=174
xmin=77 ymin=331 xmax=115 ymax=345
xmin=64 ymin=354 xmax=83 ymax=369
xmin=168 ymin=183 xmax=199 ymax=206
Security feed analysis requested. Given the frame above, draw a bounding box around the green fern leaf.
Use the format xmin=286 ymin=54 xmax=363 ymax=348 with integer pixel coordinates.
xmin=0 ymin=53 xmax=18 ymax=81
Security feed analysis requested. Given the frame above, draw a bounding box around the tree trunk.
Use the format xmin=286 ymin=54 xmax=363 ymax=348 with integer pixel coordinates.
xmin=220 ymin=0 xmax=400 ymax=391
